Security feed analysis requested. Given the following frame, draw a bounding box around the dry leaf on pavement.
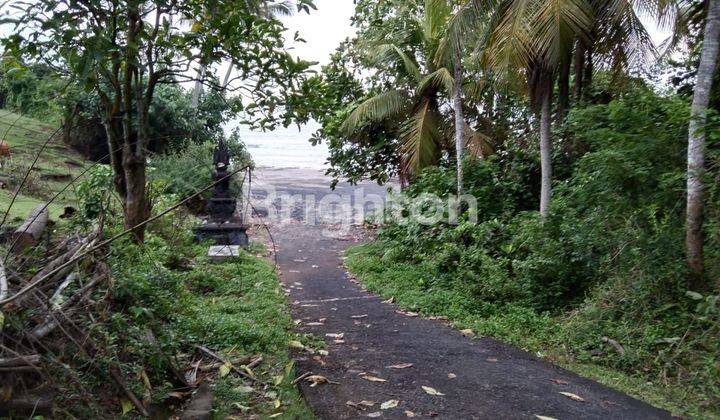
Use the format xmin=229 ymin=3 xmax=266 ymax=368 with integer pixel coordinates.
xmin=387 ymin=363 xmax=413 ymax=369
xmin=559 ymin=392 xmax=585 ymax=402
xmin=361 ymin=375 xmax=387 ymax=382
xmin=381 ymin=400 xmax=399 ymax=410
xmin=421 ymin=385 xmax=445 ymax=396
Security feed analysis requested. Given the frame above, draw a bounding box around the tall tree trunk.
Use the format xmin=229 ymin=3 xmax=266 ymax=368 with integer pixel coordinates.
xmin=123 ymin=152 xmax=150 ymax=243
xmin=539 ymin=77 xmax=553 ymax=220
xmin=191 ymin=65 xmax=206 ymax=109
xmin=583 ymin=45 xmax=594 ymax=100
xmin=453 ymin=45 xmax=465 ymax=194
xmin=572 ymin=41 xmax=585 ymax=100
xmin=686 ymin=0 xmax=720 ymax=288
xmin=557 ymin=55 xmax=571 ymax=122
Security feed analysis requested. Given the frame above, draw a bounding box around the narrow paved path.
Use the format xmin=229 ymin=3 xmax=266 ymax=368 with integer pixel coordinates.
xmin=252 ymin=168 xmax=670 ymax=420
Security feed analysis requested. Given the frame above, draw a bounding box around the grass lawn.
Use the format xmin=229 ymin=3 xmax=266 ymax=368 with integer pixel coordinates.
xmin=0 ymin=110 xmax=89 ymax=223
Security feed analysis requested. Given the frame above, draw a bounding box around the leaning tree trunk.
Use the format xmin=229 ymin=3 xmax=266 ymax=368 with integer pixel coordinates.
xmin=539 ymin=77 xmax=553 ymax=220
xmin=453 ymin=45 xmax=465 ymax=194
xmin=686 ymin=0 xmax=720 ymax=289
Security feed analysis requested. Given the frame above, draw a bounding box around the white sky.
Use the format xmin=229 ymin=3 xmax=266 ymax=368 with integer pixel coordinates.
xmin=280 ymin=0 xmax=357 ymax=66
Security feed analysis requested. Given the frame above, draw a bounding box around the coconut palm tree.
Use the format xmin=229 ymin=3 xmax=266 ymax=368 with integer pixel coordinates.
xmin=340 ymin=0 xmax=453 ymax=183
xmin=684 ymin=0 xmax=720 ymax=286
xmin=342 ymin=0 xmax=493 ymax=186
xmin=476 ymin=0 xmax=660 ymax=218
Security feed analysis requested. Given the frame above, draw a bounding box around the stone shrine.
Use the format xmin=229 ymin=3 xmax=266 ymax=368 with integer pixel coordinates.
xmin=194 ymin=139 xmax=249 ymax=247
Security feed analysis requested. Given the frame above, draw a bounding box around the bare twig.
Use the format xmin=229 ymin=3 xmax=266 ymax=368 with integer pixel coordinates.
xmin=0 ymin=258 xmax=7 ymax=302
xmin=291 ymin=371 xmax=311 ymax=385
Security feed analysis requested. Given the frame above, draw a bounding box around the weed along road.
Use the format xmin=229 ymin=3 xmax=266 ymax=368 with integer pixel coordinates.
xmin=252 ymin=167 xmax=670 ymax=420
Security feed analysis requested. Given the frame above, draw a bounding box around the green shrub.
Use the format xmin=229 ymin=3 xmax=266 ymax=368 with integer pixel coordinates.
xmin=348 ymin=87 xmax=720 ymax=416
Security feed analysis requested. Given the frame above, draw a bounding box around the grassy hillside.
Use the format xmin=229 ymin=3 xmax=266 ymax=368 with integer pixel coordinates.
xmin=0 ymin=110 xmax=88 ymax=222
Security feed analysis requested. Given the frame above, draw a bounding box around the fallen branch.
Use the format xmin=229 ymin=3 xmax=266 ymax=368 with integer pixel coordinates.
xmin=195 ymin=345 xmax=264 ymax=385
xmin=0 ymin=354 xmax=41 ymax=367
xmin=601 ymin=336 xmax=626 ymax=356
xmin=0 ymin=259 xmax=6 ymax=302
xmin=109 ymin=365 xmax=149 ymax=417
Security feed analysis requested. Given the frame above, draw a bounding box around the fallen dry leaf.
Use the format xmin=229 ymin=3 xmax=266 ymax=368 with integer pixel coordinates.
xmin=351 ymin=314 xmax=368 ymax=319
xmin=460 ymin=328 xmax=475 ymax=337
xmin=359 ymin=401 xmax=376 ymax=406
xmin=318 ymin=350 xmax=329 ymax=356
xmin=305 ymin=375 xmax=328 ymax=387
xmin=559 ymin=392 xmax=585 ymax=402
xmin=486 ymin=357 xmax=498 ymax=363
xmin=447 ymin=373 xmax=456 ymax=379
xmin=405 ymin=410 xmax=416 ymax=417
xmin=395 ymin=310 xmax=419 ymax=317
xmin=387 ymin=363 xmax=413 ymax=369
xmin=381 ymin=400 xmax=399 ymax=410
xmin=421 ymin=386 xmax=445 ymax=396
xmin=550 ymin=378 xmax=569 ymax=385
xmin=326 ymin=333 xmax=344 ymax=339
xmin=382 ymin=297 xmax=395 ymax=304
xmin=306 ymin=322 xmax=324 ymax=326
xmin=305 ymin=375 xmax=339 ymax=387
xmin=535 ymin=416 xmax=559 ymax=420
xmin=366 ymin=412 xmax=382 ymax=418
xmin=334 ymin=339 xmax=345 ymax=344
xmin=361 ymin=375 xmax=387 ymax=383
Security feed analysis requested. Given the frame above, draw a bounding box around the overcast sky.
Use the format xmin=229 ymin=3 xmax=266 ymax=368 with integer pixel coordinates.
xmin=278 ymin=1 xmax=671 ymax=66
xmin=280 ymin=0 xmax=358 ymax=66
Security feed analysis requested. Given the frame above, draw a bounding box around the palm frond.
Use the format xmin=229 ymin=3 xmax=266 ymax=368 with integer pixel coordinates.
xmin=417 ymin=67 xmax=455 ymax=96
xmin=533 ymin=0 xmax=594 ymax=65
xmin=595 ymin=0 xmax=657 ymax=70
xmin=341 ymin=90 xmax=412 ymax=135
xmin=463 ymin=119 xmax=495 ymax=158
xmin=484 ymin=0 xmax=536 ymax=75
xmin=435 ymin=0 xmax=484 ymax=67
xmin=423 ymin=0 xmax=453 ymax=42
xmin=367 ymin=44 xmax=422 ymax=82
xmin=400 ymin=97 xmax=443 ymax=175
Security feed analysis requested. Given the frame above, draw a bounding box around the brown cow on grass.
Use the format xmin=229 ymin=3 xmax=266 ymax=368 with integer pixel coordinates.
xmin=0 ymin=140 xmax=10 ymax=168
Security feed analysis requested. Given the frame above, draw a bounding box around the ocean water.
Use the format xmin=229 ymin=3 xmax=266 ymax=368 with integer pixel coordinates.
xmin=234 ymin=122 xmax=329 ymax=170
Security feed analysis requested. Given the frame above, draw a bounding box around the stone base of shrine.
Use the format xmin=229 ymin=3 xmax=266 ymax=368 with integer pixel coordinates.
xmin=194 ymin=221 xmax=249 ymax=247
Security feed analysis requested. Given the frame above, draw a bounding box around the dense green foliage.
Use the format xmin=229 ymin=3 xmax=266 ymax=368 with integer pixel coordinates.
xmin=348 ymin=87 xmax=720 ymax=417
xmin=149 ymin=135 xmax=252 ymax=206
